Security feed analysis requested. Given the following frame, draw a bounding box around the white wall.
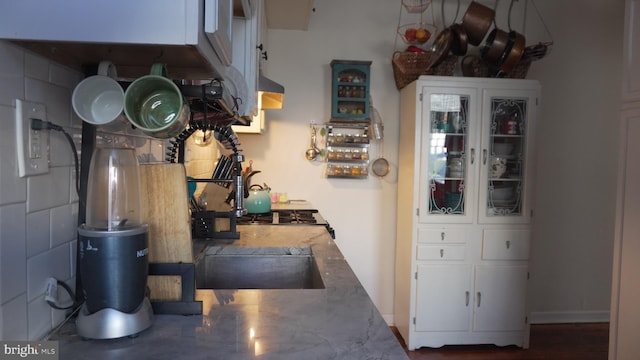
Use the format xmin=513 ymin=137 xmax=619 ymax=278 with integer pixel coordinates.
xmin=526 ymin=0 xmax=623 ymax=323
xmin=239 ymin=0 xmax=624 ymax=324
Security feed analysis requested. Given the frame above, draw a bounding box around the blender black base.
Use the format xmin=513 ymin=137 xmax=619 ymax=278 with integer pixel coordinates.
xmin=76 ymin=297 xmax=154 ymax=339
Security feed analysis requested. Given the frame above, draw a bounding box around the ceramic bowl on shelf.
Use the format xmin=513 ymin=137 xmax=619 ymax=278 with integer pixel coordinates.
xmin=490 ymin=156 xmax=508 ymax=178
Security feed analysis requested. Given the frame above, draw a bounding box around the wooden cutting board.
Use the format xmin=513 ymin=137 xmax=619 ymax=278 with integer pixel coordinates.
xmin=139 ymin=163 xmax=193 ymax=301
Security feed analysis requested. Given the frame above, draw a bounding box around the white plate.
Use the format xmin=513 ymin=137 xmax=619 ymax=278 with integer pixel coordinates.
xmin=492 ymin=199 xmax=516 ymax=207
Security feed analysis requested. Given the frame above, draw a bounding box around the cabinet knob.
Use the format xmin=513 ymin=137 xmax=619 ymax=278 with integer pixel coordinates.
xmin=261 ymin=51 xmax=268 ymax=60
xmin=477 ymin=292 xmax=482 ymax=307
xmin=506 ymin=240 xmax=511 ymax=249
xmin=482 ymin=149 xmax=487 ymax=165
xmin=465 ymin=291 xmax=470 ymax=306
xmin=441 ymin=232 xmax=445 ymax=241
xmin=471 ymin=148 xmax=475 ymax=164
xmin=440 ymin=248 xmax=444 ymax=258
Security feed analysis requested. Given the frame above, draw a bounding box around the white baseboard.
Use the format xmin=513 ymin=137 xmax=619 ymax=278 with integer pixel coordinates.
xmin=530 ymin=310 xmax=610 ymax=324
xmin=386 ymin=311 xmax=609 ymax=327
xmin=381 ymin=314 xmax=394 ymax=326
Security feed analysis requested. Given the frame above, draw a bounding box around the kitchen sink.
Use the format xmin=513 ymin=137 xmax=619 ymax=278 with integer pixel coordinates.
xmin=195 ymin=247 xmax=325 ymax=289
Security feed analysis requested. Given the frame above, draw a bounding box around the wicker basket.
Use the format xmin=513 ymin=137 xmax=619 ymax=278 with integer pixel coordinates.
xmin=392 ymin=51 xmax=457 ymax=90
xmin=505 ymin=58 xmax=532 ymax=79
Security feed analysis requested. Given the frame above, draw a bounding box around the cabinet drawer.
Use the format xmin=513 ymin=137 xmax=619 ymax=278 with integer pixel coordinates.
xmin=482 ymin=229 xmax=530 ymax=260
xmin=417 ymin=245 xmax=466 ymax=260
xmin=418 ymin=228 xmax=467 ymax=243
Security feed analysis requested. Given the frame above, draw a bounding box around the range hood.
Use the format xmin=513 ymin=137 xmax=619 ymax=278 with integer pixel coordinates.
xmin=258 ymin=73 xmax=285 ymax=109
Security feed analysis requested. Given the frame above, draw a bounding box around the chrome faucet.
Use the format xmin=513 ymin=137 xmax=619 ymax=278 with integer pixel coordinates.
xmin=232 ymin=152 xmax=246 ymax=218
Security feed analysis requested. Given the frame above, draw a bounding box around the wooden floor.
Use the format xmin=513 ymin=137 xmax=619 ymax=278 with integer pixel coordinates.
xmin=391 ymin=323 xmax=609 ymax=360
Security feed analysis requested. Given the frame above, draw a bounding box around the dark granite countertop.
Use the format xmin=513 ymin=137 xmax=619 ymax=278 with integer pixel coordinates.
xmin=50 ymin=225 xmax=408 ymax=359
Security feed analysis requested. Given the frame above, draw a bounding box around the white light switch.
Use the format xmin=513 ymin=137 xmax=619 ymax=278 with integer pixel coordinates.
xmin=16 ymin=99 xmax=49 ymax=177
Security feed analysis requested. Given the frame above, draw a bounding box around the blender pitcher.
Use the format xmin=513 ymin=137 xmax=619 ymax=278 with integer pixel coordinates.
xmin=85 ymin=147 xmax=143 ymax=231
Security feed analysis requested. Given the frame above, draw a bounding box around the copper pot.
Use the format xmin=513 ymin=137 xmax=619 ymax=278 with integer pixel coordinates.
xmin=429 ymin=28 xmax=454 ymax=68
xmin=450 ymin=24 xmax=468 ymax=56
xmin=481 ymin=28 xmax=510 ymax=64
xmin=461 ymin=1 xmax=495 ymax=46
xmin=499 ymin=31 xmax=526 ymax=74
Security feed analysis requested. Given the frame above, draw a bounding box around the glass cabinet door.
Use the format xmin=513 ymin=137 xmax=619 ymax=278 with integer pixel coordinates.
xmin=480 ymin=89 xmax=536 ymax=224
xmin=419 ymin=89 xmax=477 ymax=224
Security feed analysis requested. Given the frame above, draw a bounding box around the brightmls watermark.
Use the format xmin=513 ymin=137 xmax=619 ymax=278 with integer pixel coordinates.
xmin=0 ymin=342 xmax=58 ymax=359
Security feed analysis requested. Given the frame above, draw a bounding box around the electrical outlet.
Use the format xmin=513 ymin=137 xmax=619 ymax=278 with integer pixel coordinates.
xmin=15 ymin=100 xmax=49 ymax=177
xmin=44 ymin=277 xmax=58 ymax=303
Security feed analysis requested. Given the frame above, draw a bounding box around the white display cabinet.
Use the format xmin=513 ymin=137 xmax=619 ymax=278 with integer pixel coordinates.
xmin=395 ymin=76 xmax=540 ymax=350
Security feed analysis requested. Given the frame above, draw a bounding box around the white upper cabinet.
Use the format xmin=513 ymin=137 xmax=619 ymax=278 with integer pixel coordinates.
xmin=0 ymin=0 xmax=231 ymax=80
xmin=205 ymin=0 xmax=234 ymax=66
xmin=232 ymin=0 xmax=262 ymax=118
xmin=232 ymin=0 xmax=267 ymax=128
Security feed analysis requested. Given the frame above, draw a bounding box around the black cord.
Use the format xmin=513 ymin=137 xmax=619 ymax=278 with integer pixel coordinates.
xmin=46 ymin=279 xmax=79 ymax=310
xmin=30 ymin=118 xmax=81 ymax=196
xmin=29 ymin=119 xmax=83 ymax=311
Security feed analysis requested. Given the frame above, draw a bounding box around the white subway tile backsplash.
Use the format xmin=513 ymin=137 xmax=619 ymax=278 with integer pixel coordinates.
xmin=26 ymin=210 xmax=50 ymax=258
xmin=50 ymin=204 xmax=75 ymax=248
xmin=71 ymin=110 xmax=83 ymax=129
xmin=0 ymin=43 xmax=25 ymax=106
xmin=24 ymin=77 xmax=72 ymax=128
xmin=52 ymin=279 xmax=74 ymax=327
xmin=49 ymin=62 xmax=82 ymax=90
xmin=0 ymin=42 xmax=24 ymax=77
xmin=26 ymin=167 xmax=70 ymax=213
xmin=50 ymin=136 xmax=72 ymax=168
xmin=27 ymin=294 xmax=52 ymax=341
xmin=24 ymin=52 xmax=48 ymax=82
xmin=0 ymin=76 xmax=24 ymax=107
xmin=0 ymin=105 xmax=27 ymax=206
xmin=26 ymin=244 xmax=70 ymax=302
xmin=0 ymin=105 xmax=16 ymax=141
xmin=1 ymin=293 xmax=27 ymax=340
xmin=0 ymin=203 xmax=27 ymax=304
